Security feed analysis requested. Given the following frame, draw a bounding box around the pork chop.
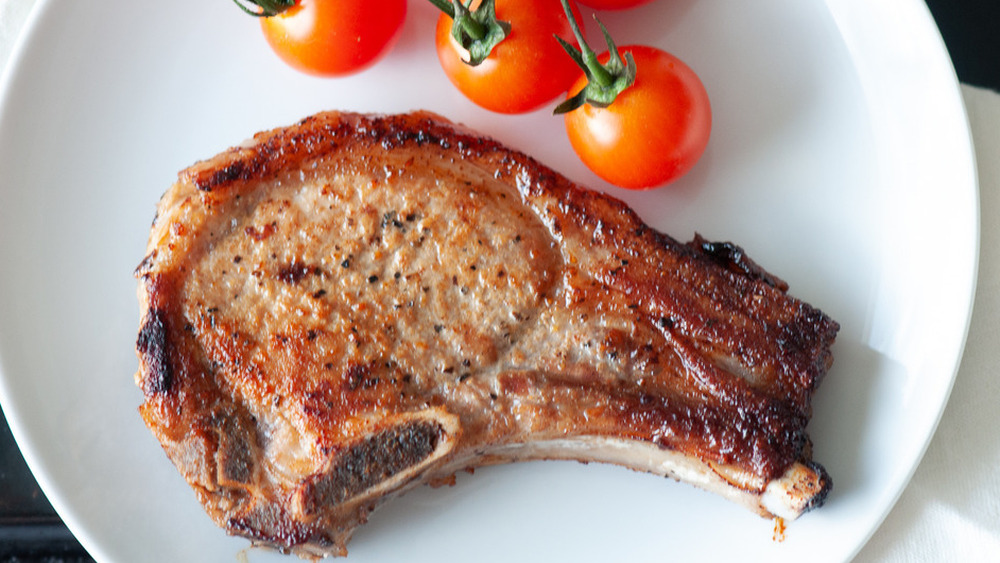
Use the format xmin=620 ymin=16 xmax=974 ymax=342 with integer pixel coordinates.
xmin=134 ymin=110 xmax=838 ymax=557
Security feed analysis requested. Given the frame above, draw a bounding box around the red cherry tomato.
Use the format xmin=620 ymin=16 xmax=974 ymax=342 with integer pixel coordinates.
xmin=435 ymin=0 xmax=584 ymax=114
xmin=563 ymin=45 xmax=711 ymax=189
xmin=576 ymin=0 xmax=654 ymax=9
xmin=259 ymin=0 xmax=406 ymax=77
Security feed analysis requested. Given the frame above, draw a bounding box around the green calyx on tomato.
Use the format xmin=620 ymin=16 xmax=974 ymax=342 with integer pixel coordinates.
xmin=428 ymin=0 xmax=511 ymax=66
xmin=553 ymin=0 xmax=636 ymax=114
xmin=232 ymin=0 xmax=295 ymax=18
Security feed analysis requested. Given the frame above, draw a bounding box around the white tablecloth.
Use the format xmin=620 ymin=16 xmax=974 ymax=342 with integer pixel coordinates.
xmin=3 ymin=0 xmax=999 ymax=560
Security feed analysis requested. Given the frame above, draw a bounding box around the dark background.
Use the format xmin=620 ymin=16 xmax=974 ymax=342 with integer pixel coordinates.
xmin=925 ymin=0 xmax=1000 ymax=91
xmin=0 ymin=1 xmax=997 ymax=561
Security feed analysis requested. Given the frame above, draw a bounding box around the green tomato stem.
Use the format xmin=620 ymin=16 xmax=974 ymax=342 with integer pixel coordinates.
xmin=451 ymin=0 xmax=489 ymax=43
xmin=232 ymin=0 xmax=295 ymax=18
xmin=554 ymin=0 xmax=636 ymax=114
xmin=427 ymin=0 xmax=457 ymax=17
xmin=559 ymin=0 xmax=612 ymax=88
xmin=426 ymin=0 xmax=511 ymax=66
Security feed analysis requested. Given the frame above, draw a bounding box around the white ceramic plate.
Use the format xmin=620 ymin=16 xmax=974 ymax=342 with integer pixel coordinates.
xmin=0 ymin=0 xmax=977 ymax=561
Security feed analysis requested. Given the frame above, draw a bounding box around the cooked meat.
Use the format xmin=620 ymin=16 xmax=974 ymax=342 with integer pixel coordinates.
xmin=134 ymin=110 xmax=838 ymax=558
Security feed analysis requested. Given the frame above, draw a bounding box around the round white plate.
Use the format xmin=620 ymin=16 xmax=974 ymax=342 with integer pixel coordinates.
xmin=0 ymin=0 xmax=977 ymax=561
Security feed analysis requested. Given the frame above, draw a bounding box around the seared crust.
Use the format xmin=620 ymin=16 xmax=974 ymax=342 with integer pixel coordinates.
xmin=135 ymin=111 xmax=838 ymax=556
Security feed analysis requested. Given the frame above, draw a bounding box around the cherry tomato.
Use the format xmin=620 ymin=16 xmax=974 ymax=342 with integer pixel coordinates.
xmin=576 ymin=0 xmax=654 ymax=9
xmin=259 ymin=0 xmax=406 ymax=77
xmin=435 ymin=0 xmax=584 ymax=114
xmin=563 ymin=45 xmax=711 ymax=189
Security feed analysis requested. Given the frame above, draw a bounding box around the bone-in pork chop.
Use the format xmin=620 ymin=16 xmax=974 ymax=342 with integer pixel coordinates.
xmin=134 ymin=110 xmax=838 ymax=557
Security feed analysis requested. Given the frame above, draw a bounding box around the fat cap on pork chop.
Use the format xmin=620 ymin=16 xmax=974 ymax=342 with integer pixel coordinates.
xmin=134 ymin=110 xmax=838 ymax=557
